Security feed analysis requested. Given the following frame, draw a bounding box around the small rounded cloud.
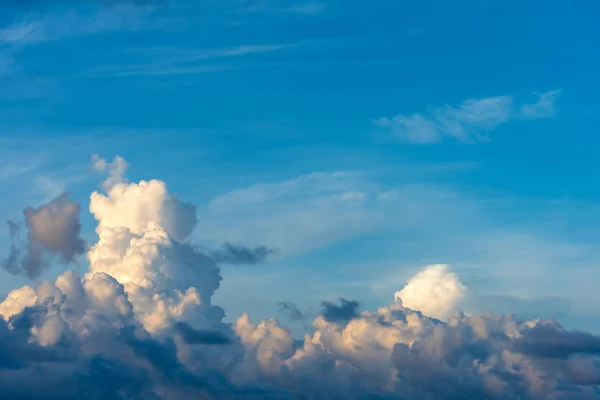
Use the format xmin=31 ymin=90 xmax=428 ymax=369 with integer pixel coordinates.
xmin=394 ymin=264 xmax=466 ymax=320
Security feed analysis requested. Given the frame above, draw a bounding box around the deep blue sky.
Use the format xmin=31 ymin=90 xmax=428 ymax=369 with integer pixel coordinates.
xmin=1 ymin=0 xmax=600 ymax=334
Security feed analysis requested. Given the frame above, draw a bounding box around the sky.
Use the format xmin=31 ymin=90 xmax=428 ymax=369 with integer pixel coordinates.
xmin=1 ymin=1 xmax=600 ymax=398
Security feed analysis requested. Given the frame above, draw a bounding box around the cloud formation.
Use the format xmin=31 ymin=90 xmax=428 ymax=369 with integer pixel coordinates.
xmin=210 ymin=243 xmax=278 ymax=265
xmin=1 ymin=156 xmax=599 ymax=399
xmin=2 ymin=193 xmax=86 ymax=279
xmin=235 ymin=0 xmax=325 ymax=15
xmin=277 ymin=301 xmax=305 ymax=321
xmin=0 ymin=1 xmax=164 ymax=45
xmin=321 ymin=297 xmax=360 ymax=324
xmin=375 ymin=90 xmax=560 ymax=144
xmin=395 ymin=264 xmax=466 ymax=320
xmin=91 ymin=154 xmax=129 ymax=192
xmin=520 ymin=89 xmax=561 ymax=119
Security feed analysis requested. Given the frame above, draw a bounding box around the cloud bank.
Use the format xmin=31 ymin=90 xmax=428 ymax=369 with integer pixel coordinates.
xmin=0 ymin=156 xmax=599 ymax=399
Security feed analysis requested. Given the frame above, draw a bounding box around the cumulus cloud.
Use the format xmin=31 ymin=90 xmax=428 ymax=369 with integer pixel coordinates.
xmin=376 ymin=90 xmax=560 ymax=144
xmin=395 ymin=264 xmax=466 ymax=320
xmin=91 ymin=154 xmax=129 ymax=191
xmin=2 ymin=193 xmax=86 ymax=279
xmin=89 ymin=176 xmax=197 ymax=241
xmin=1 ymin=156 xmax=600 ymax=399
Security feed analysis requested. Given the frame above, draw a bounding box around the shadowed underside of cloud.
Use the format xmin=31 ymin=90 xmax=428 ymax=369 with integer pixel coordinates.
xmin=321 ymin=297 xmax=360 ymax=323
xmin=1 ymin=156 xmax=600 ymax=399
xmin=174 ymin=322 xmax=233 ymax=345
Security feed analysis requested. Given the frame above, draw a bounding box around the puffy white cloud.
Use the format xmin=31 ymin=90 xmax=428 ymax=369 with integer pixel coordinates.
xmin=87 ymin=172 xmax=221 ymax=335
xmin=0 ymin=285 xmax=37 ymax=321
xmin=395 ymin=264 xmax=466 ymax=320
xmin=90 ymin=179 xmax=197 ymax=241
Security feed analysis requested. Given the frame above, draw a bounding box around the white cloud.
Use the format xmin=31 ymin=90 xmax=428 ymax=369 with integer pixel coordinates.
xmin=0 ymin=5 xmax=161 ymax=45
xmin=285 ymin=2 xmax=325 ymax=14
xmin=235 ymin=1 xmax=325 ymax=15
xmin=395 ymin=264 xmax=466 ymax=320
xmin=0 ymin=21 xmax=40 ymax=44
xmin=375 ymin=96 xmax=513 ymax=144
xmin=376 ymin=90 xmax=560 ymax=144
xmin=78 ymin=43 xmax=301 ymax=78
xmin=520 ymin=89 xmax=561 ymax=119
xmin=91 ymin=154 xmax=128 ymax=192
xmin=0 ymin=285 xmax=37 ymax=320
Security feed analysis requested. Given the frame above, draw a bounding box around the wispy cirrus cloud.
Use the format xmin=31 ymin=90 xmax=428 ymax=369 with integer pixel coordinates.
xmin=234 ymin=0 xmax=325 ymax=15
xmin=520 ymin=89 xmax=562 ymax=119
xmin=375 ymin=90 xmax=561 ymax=144
xmin=283 ymin=1 xmax=325 ymax=14
xmin=0 ymin=3 xmax=169 ymax=45
xmin=78 ymin=43 xmax=302 ymax=77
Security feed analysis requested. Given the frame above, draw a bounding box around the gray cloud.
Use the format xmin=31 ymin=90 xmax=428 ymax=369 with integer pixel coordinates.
xmin=515 ymin=322 xmax=600 ymax=359
xmin=2 ymin=193 xmax=86 ymax=279
xmin=277 ymin=301 xmax=305 ymax=321
xmin=321 ymin=297 xmax=360 ymax=323
xmin=174 ymin=322 xmax=233 ymax=345
xmin=210 ymin=243 xmax=278 ymax=265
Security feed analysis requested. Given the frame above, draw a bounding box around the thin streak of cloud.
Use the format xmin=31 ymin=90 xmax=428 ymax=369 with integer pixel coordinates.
xmin=520 ymin=89 xmax=562 ymax=119
xmin=375 ymin=89 xmax=561 ymax=145
xmin=285 ymin=1 xmax=325 ymax=14
xmin=0 ymin=4 xmax=167 ymax=45
xmin=76 ymin=43 xmax=301 ymax=78
xmin=375 ymin=96 xmax=513 ymax=144
xmin=234 ymin=0 xmax=325 ymax=15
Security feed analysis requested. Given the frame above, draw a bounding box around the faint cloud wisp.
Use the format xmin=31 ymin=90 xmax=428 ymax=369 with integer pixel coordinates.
xmin=376 ymin=90 xmax=561 ymax=144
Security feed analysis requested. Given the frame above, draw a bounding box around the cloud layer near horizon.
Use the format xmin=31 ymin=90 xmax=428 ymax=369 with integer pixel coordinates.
xmin=0 ymin=156 xmax=599 ymax=399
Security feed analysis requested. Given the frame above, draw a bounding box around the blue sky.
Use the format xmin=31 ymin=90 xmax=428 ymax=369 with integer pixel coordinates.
xmin=1 ymin=0 xmax=600 ymax=335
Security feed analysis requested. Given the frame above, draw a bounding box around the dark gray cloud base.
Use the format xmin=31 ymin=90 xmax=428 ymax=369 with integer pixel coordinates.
xmin=210 ymin=243 xmax=278 ymax=265
xmin=321 ymin=297 xmax=360 ymax=323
